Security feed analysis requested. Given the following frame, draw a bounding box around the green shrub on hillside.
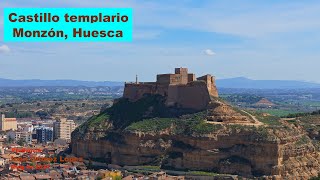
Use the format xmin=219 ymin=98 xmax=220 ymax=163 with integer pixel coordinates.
xmin=285 ymin=110 xmax=320 ymax=118
xmin=250 ymin=111 xmax=282 ymax=126
xmin=87 ymin=114 xmax=109 ymax=127
xmin=189 ymin=121 xmax=223 ymax=135
xmin=126 ymin=118 xmax=176 ymax=133
xmin=296 ymin=135 xmax=310 ymax=146
xmin=258 ymin=116 xmax=282 ymax=126
xmin=105 ymin=95 xmax=171 ymax=129
xmin=126 ymin=111 xmax=223 ymax=135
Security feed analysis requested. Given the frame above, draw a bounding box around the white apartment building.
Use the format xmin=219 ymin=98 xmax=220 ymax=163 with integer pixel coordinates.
xmin=53 ymin=118 xmax=76 ymax=141
xmin=7 ymin=130 xmax=32 ymax=144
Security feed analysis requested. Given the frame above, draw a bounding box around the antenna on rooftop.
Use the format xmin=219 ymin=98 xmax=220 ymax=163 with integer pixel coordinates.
xmin=136 ymin=74 xmax=138 ymax=84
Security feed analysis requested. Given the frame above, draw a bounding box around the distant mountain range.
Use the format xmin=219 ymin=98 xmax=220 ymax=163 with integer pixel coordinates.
xmin=0 ymin=77 xmax=319 ymax=89
xmin=216 ymin=77 xmax=320 ymax=89
xmin=0 ymin=78 xmax=124 ymax=87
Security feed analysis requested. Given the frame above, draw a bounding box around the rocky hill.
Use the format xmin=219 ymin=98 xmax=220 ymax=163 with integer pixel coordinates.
xmin=254 ymin=98 xmax=275 ymax=107
xmin=71 ymin=94 xmax=320 ymax=179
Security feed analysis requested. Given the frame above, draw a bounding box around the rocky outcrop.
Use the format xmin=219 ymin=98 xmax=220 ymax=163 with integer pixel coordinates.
xmin=254 ymin=98 xmax=275 ymax=107
xmin=206 ymin=99 xmax=254 ymax=123
xmin=71 ymin=93 xmax=320 ymax=179
xmin=71 ymin=115 xmax=320 ymax=179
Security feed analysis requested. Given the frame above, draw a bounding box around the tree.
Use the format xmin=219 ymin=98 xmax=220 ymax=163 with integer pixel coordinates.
xmin=100 ymin=103 xmax=111 ymax=113
xmin=17 ymin=138 xmax=26 ymax=146
xmin=5 ymin=137 xmax=14 ymax=144
xmin=88 ymin=159 xmax=93 ymax=169
xmin=36 ymin=110 xmax=50 ymax=119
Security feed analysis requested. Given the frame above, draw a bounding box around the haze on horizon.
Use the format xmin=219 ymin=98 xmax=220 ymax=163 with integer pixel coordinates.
xmin=0 ymin=0 xmax=319 ymax=83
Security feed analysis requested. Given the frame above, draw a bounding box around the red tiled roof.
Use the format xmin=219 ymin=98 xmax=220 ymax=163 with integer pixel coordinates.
xmin=4 ymin=118 xmax=17 ymax=121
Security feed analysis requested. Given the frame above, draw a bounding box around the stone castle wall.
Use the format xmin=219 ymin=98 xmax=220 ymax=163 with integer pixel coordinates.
xmin=123 ymin=83 xmax=169 ymax=102
xmin=167 ymin=81 xmax=211 ymax=110
xmin=123 ymin=81 xmax=217 ymax=110
xmin=122 ymin=68 xmax=219 ymax=110
xmin=197 ymin=75 xmax=218 ymax=97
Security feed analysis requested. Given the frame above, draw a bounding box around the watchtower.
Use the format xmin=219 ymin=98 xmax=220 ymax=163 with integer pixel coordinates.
xmin=175 ymin=68 xmax=188 ymax=75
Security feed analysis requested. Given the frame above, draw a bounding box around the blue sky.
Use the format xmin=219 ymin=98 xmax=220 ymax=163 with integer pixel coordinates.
xmin=0 ymin=0 xmax=320 ymax=82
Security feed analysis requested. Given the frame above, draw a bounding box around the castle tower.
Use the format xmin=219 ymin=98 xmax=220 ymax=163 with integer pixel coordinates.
xmin=197 ymin=74 xmax=218 ymax=97
xmin=174 ymin=67 xmax=188 ymax=84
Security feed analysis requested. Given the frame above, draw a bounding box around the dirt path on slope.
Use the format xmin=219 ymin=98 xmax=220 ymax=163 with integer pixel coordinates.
xmin=206 ymin=110 xmax=264 ymax=126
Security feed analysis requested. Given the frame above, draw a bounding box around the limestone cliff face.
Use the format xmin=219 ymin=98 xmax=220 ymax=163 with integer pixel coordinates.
xmin=71 ymin=117 xmax=320 ymax=179
xmin=71 ymin=95 xmax=320 ymax=179
xmin=72 ymin=130 xmax=278 ymax=176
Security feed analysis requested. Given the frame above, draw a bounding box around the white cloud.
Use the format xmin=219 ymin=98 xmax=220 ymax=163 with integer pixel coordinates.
xmin=0 ymin=45 xmax=10 ymax=53
xmin=204 ymin=49 xmax=215 ymax=56
xmin=133 ymin=30 xmax=162 ymax=40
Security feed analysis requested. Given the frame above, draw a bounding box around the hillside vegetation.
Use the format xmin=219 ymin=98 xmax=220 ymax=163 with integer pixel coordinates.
xmin=74 ymin=94 xmax=288 ymax=141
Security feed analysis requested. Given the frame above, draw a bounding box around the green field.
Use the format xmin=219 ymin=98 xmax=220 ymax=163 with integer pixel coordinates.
xmin=257 ymin=109 xmax=299 ymax=117
xmin=300 ymin=101 xmax=320 ymax=107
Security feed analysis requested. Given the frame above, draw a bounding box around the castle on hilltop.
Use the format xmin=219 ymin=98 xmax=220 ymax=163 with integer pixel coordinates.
xmin=123 ymin=68 xmax=218 ymax=110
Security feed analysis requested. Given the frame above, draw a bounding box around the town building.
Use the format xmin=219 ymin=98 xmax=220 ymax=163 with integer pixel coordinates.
xmin=22 ymin=124 xmax=33 ymax=132
xmin=7 ymin=131 xmax=32 ymax=144
xmin=0 ymin=142 xmax=3 ymax=155
xmin=0 ymin=114 xmax=17 ymax=131
xmin=53 ymin=118 xmax=76 ymax=141
xmin=35 ymin=126 xmax=53 ymax=143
